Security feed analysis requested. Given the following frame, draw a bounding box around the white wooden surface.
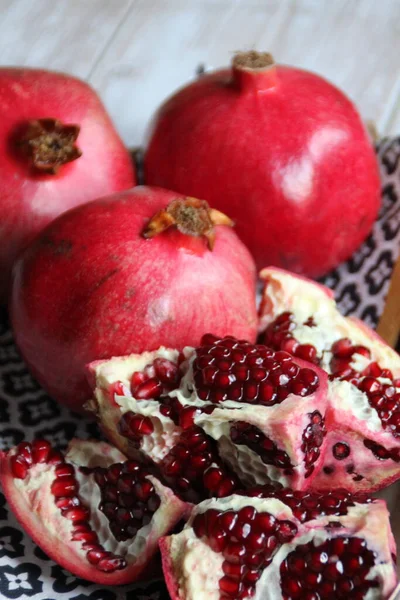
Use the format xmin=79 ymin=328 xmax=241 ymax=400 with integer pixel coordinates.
xmin=0 ymin=0 xmax=399 ymax=147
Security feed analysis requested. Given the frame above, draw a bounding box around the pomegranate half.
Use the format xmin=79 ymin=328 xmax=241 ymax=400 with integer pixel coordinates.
xmin=144 ymin=51 xmax=380 ymax=277
xmin=11 ymin=187 xmax=257 ymax=413
xmin=0 ymin=67 xmax=135 ymax=301
xmin=0 ymin=438 xmax=188 ymax=585
xmin=161 ymin=488 xmax=397 ymax=600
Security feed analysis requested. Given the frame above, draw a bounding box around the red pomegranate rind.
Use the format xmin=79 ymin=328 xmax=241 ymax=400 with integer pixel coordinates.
xmin=0 ymin=438 xmax=188 ymax=585
xmin=160 ymin=492 xmax=397 ymax=600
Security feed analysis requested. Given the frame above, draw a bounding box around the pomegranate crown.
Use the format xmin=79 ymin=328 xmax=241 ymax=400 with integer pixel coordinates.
xmin=16 ymin=118 xmax=82 ymax=174
xmin=142 ymin=197 xmax=233 ymax=250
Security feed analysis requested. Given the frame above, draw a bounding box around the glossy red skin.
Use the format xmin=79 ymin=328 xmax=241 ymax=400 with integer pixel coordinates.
xmin=11 ymin=186 xmax=257 ymax=413
xmin=0 ymin=68 xmax=135 ymax=302
xmin=144 ymin=65 xmax=381 ymax=277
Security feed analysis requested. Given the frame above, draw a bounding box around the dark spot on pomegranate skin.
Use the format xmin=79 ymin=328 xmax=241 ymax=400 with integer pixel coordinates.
xmin=93 ymin=268 xmax=120 ymax=290
xmin=193 ymin=506 xmax=297 ymax=599
xmin=280 ymin=537 xmax=379 ymax=599
xmin=39 ymin=236 xmax=73 ymax=256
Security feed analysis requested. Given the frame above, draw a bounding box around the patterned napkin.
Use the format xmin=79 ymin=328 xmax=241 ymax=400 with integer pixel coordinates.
xmin=0 ymin=137 xmax=399 ymax=600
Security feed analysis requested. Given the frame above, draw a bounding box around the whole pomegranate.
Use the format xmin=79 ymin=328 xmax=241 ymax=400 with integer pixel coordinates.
xmin=11 ymin=187 xmax=257 ymax=413
xmin=144 ymin=51 xmax=380 ymax=277
xmin=0 ymin=67 xmax=135 ymax=301
xmin=0 ymin=438 xmax=188 ymax=584
xmin=161 ymin=489 xmax=397 ymax=600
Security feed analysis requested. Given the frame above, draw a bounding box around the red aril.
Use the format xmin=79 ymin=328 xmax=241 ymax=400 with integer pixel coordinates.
xmin=0 ymin=438 xmax=188 ymax=584
xmin=160 ymin=489 xmax=397 ymax=600
xmin=259 ymin=267 xmax=400 ymax=492
xmin=11 ymin=187 xmax=257 ymax=413
xmin=0 ymin=68 xmax=135 ymax=301
xmin=144 ymin=51 xmax=380 ymax=278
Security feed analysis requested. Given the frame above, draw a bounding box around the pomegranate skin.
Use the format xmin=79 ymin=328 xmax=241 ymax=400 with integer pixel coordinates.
xmin=144 ymin=58 xmax=380 ymax=277
xmin=11 ymin=186 xmax=257 ymax=413
xmin=0 ymin=68 xmax=135 ymax=302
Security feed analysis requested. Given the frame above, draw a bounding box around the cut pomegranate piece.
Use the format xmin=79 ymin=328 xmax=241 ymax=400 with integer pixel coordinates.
xmin=259 ymin=267 xmax=400 ymax=493
xmin=190 ymin=335 xmax=328 ymax=490
xmin=88 ymin=336 xmax=328 ymax=495
xmin=0 ymin=438 xmax=188 ymax=584
xmin=160 ymin=490 xmax=397 ymax=600
xmin=88 ymin=349 xmax=239 ymax=502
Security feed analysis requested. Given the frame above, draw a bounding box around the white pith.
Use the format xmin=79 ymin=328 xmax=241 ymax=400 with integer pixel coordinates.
xmin=165 ymin=495 xmax=396 ymax=600
xmin=259 ymin=267 xmax=400 ymax=377
xmin=328 ymin=380 xmax=383 ymax=432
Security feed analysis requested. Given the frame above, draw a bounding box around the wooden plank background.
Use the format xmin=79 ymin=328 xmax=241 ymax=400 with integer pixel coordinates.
xmin=0 ymin=0 xmax=399 ymax=147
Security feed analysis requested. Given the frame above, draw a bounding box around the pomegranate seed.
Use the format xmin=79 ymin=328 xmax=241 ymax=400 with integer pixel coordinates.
xmin=134 ymin=378 xmax=162 ymax=399
xmin=87 ymin=546 xmax=107 ymax=565
xmin=55 ymin=464 xmax=75 ymax=477
xmin=332 ymin=442 xmax=350 ymax=460
xmin=331 ymin=338 xmax=354 ymax=358
xmin=51 ymin=478 xmax=78 ymax=498
xmin=62 ymin=506 xmax=90 ymax=521
xmin=72 ymin=530 xmax=98 ymax=543
xmin=10 ymin=455 xmax=29 ymax=479
xmin=153 ymin=358 xmax=179 ymax=384
xmin=295 ymin=344 xmax=318 ymax=363
xmin=31 ymin=439 xmax=51 ymax=463
xmin=97 ymin=555 xmax=127 ymax=572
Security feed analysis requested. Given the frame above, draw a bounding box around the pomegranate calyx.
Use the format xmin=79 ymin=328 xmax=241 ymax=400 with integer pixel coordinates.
xmin=232 ymin=50 xmax=275 ymax=71
xmin=16 ymin=118 xmax=82 ymax=174
xmin=142 ymin=197 xmax=233 ymax=250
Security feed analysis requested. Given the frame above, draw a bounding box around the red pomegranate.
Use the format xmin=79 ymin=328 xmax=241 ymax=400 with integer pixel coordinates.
xmin=0 ymin=438 xmax=188 ymax=584
xmin=144 ymin=51 xmax=380 ymax=277
xmin=11 ymin=187 xmax=257 ymax=413
xmin=0 ymin=67 xmax=135 ymax=301
xmin=161 ymin=488 xmax=397 ymax=599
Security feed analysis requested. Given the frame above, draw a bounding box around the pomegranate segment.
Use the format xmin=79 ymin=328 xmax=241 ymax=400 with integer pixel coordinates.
xmin=160 ymin=491 xmax=397 ymax=600
xmin=88 ymin=348 xmax=239 ymax=502
xmin=259 ymin=267 xmax=400 ymax=380
xmin=88 ymin=336 xmax=329 ymax=495
xmin=259 ymin=267 xmax=400 ymax=493
xmin=0 ymin=438 xmax=188 ymax=585
xmin=191 ymin=335 xmax=328 ymax=490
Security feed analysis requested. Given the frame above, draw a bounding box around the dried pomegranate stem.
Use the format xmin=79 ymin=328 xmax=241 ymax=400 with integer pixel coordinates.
xmin=232 ymin=51 xmax=275 ymax=71
xmin=232 ymin=51 xmax=277 ymax=93
xmin=16 ymin=118 xmax=82 ymax=174
xmin=142 ymin=197 xmax=234 ymax=250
